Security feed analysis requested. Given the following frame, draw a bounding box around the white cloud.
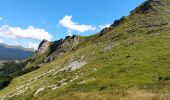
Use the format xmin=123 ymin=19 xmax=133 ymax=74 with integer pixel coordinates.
xmin=0 ymin=17 xmax=2 ymax=21
xmin=17 ymin=41 xmax=38 ymax=50
xmin=28 ymin=42 xmax=39 ymax=50
xmin=99 ymin=24 xmax=111 ymax=30
xmin=59 ymin=15 xmax=96 ymax=34
xmin=0 ymin=25 xmax=52 ymax=41
xmin=0 ymin=39 xmax=4 ymax=43
xmin=12 ymin=41 xmax=38 ymax=50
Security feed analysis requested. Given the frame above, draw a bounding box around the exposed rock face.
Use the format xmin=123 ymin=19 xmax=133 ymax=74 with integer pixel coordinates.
xmin=130 ymin=0 xmax=170 ymax=31
xmin=66 ymin=60 xmax=87 ymax=71
xmin=44 ymin=35 xmax=80 ymax=63
xmin=44 ymin=56 xmax=54 ymax=63
xmin=111 ymin=16 xmax=126 ymax=27
xmin=36 ymin=39 xmax=50 ymax=54
xmin=133 ymin=0 xmax=170 ymax=14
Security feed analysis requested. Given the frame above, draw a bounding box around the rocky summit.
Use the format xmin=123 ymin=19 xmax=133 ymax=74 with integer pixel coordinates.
xmin=1 ymin=0 xmax=170 ymax=99
xmin=35 ymin=39 xmax=50 ymax=54
xmin=134 ymin=0 xmax=170 ymax=14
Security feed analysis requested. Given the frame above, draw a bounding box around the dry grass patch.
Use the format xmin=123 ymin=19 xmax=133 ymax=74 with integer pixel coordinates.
xmin=55 ymin=88 xmax=170 ymax=100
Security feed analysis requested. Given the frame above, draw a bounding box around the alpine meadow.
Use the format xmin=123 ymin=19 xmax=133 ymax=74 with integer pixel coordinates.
xmin=0 ymin=0 xmax=170 ymax=100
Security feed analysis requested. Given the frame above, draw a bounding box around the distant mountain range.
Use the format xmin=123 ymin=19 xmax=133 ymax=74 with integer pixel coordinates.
xmin=0 ymin=43 xmax=34 ymax=60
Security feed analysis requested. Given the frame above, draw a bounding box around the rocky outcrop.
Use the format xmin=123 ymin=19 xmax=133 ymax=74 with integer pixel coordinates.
xmin=35 ymin=39 xmax=50 ymax=54
xmin=44 ymin=35 xmax=80 ymax=63
xmin=132 ymin=0 xmax=170 ymax=14
xmin=111 ymin=16 xmax=126 ymax=27
xmin=99 ymin=16 xmax=126 ymax=37
xmin=44 ymin=56 xmax=54 ymax=63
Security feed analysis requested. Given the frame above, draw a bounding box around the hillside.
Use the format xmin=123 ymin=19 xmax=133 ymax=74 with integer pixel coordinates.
xmin=0 ymin=43 xmax=34 ymax=60
xmin=0 ymin=0 xmax=170 ymax=99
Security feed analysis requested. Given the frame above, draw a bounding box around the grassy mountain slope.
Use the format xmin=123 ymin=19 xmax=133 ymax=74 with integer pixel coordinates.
xmin=1 ymin=0 xmax=170 ymax=99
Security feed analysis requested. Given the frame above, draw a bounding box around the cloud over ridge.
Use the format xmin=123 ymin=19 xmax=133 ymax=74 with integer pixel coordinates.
xmin=99 ymin=24 xmax=111 ymax=30
xmin=59 ymin=15 xmax=96 ymax=34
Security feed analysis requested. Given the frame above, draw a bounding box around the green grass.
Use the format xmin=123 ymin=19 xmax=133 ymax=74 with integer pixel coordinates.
xmin=2 ymin=34 xmax=170 ymax=100
xmin=1 ymin=0 xmax=170 ymax=99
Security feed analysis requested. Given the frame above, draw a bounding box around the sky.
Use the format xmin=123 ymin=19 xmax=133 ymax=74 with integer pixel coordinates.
xmin=0 ymin=0 xmax=145 ymax=50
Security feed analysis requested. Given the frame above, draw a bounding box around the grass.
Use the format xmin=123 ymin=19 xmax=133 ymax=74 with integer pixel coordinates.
xmin=1 ymin=0 xmax=170 ymax=99
xmin=2 ymin=34 xmax=170 ymax=100
xmin=55 ymin=88 xmax=170 ymax=100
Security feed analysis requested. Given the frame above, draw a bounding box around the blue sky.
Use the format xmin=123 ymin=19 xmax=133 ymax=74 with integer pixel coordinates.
xmin=0 ymin=0 xmax=145 ymax=49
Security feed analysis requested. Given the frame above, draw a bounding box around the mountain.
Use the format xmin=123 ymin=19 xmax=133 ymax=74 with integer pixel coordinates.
xmin=1 ymin=0 xmax=170 ymax=99
xmin=0 ymin=43 xmax=34 ymax=60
